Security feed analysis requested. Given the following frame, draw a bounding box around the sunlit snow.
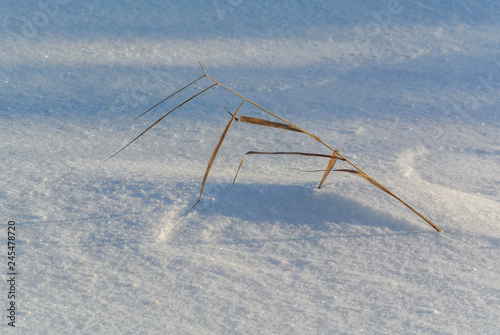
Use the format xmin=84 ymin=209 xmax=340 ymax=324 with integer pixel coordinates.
xmin=1 ymin=1 xmax=499 ymax=334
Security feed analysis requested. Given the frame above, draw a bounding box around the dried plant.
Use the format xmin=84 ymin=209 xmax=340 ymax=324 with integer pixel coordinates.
xmin=105 ymin=62 xmax=442 ymax=232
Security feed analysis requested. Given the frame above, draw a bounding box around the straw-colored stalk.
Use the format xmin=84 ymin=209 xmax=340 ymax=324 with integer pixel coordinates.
xmin=105 ymin=62 xmax=442 ymax=232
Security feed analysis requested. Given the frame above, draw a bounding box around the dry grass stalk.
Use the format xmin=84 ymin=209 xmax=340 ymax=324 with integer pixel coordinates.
xmin=105 ymin=62 xmax=442 ymax=232
xmin=318 ymin=150 xmax=339 ymax=189
xmin=185 ymin=99 xmax=245 ymax=214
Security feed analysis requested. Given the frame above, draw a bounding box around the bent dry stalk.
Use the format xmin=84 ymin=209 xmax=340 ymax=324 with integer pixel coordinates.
xmin=105 ymin=62 xmax=442 ymax=232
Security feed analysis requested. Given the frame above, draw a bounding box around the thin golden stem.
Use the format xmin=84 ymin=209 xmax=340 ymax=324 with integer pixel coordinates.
xmin=184 ymin=99 xmax=246 ymax=215
xmin=104 ymin=83 xmax=217 ymax=163
xmin=133 ymin=75 xmax=206 ymax=122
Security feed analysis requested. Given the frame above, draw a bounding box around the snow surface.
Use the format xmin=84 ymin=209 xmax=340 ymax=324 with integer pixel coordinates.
xmin=1 ymin=0 xmax=499 ymax=334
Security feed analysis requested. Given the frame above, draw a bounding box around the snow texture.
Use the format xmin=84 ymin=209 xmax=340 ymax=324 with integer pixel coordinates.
xmin=1 ymin=0 xmax=499 ymax=334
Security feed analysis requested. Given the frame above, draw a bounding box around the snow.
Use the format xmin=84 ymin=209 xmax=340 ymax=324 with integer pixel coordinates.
xmin=1 ymin=0 xmax=499 ymax=333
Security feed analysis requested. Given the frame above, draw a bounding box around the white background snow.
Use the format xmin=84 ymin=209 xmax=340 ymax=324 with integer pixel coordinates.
xmin=1 ymin=0 xmax=499 ymax=333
